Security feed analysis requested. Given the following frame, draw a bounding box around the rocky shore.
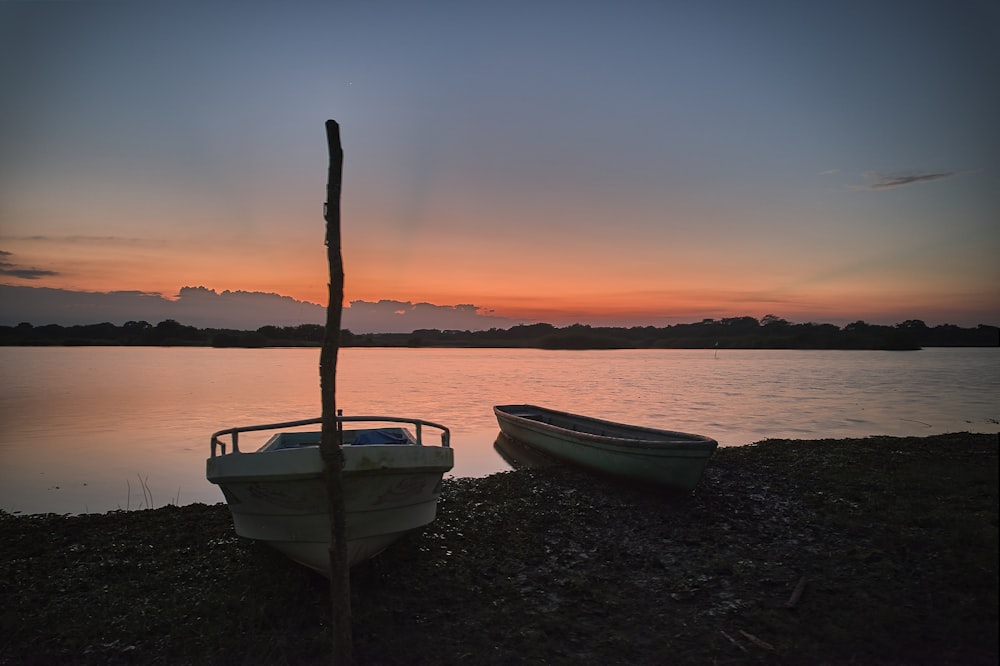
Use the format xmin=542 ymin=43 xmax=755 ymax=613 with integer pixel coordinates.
xmin=2 ymin=433 xmax=997 ymax=665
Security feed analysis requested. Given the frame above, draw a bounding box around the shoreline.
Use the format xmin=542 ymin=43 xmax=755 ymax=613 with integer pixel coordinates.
xmin=2 ymin=432 xmax=997 ymax=664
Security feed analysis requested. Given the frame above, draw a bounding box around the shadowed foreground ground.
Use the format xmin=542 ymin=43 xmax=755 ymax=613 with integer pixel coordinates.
xmin=1 ymin=433 xmax=997 ymax=665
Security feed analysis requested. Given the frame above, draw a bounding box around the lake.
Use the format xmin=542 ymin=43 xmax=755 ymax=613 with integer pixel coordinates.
xmin=1 ymin=346 xmax=997 ymax=515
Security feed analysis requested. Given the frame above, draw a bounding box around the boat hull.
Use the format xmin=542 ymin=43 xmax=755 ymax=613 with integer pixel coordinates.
xmin=207 ymin=443 xmax=453 ymax=575
xmin=494 ymin=404 xmax=717 ymax=491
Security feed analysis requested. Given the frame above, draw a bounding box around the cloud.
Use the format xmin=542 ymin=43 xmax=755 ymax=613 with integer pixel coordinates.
xmin=853 ymin=170 xmax=955 ymax=190
xmin=0 ymin=267 xmax=59 ymax=279
xmin=343 ymin=299 xmax=517 ymax=333
xmin=0 ymin=249 xmax=60 ymax=280
xmin=0 ymin=285 xmax=520 ymax=332
xmin=0 ymin=235 xmax=156 ymax=245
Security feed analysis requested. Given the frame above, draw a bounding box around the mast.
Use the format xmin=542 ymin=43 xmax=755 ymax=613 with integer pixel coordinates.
xmin=320 ymin=119 xmax=353 ymax=664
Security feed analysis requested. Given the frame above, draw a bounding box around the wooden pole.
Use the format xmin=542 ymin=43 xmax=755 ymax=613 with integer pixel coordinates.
xmin=320 ymin=119 xmax=353 ymax=665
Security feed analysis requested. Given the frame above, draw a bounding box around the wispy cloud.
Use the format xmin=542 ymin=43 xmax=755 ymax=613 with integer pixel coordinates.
xmin=852 ymin=170 xmax=955 ymax=190
xmin=0 ymin=268 xmax=59 ymax=280
xmin=0 ymin=250 xmax=59 ymax=280
xmin=0 ymin=235 xmax=157 ymax=246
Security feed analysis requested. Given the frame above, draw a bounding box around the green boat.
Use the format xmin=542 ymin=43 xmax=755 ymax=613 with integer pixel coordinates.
xmin=493 ymin=404 xmax=718 ymax=491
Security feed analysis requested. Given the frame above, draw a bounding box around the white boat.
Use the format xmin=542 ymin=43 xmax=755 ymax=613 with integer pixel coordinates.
xmin=207 ymin=415 xmax=453 ymax=576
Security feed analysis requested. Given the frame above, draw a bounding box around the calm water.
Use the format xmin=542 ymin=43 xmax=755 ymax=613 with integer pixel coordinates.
xmin=1 ymin=346 xmax=997 ymax=515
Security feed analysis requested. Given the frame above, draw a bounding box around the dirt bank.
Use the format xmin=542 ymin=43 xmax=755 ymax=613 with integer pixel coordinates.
xmin=1 ymin=433 xmax=997 ymax=665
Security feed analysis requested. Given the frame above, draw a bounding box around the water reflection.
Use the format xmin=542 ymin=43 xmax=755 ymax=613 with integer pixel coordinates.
xmin=492 ymin=433 xmax=558 ymax=470
xmin=1 ymin=346 xmax=997 ymax=514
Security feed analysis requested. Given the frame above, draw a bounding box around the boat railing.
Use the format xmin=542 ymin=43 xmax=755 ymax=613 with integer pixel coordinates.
xmin=210 ymin=415 xmax=451 ymax=457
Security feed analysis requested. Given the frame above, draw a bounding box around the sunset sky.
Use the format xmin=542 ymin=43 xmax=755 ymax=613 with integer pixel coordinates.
xmin=2 ymin=1 xmax=998 ymax=329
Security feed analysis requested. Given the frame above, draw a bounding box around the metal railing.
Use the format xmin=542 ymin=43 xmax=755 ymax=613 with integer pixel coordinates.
xmin=210 ymin=415 xmax=451 ymax=457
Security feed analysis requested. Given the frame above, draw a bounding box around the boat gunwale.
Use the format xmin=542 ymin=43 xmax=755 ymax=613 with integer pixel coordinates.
xmin=210 ymin=415 xmax=451 ymax=456
xmin=206 ymin=444 xmax=455 ymax=484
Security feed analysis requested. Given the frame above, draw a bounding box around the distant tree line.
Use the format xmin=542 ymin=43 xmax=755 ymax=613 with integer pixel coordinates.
xmin=0 ymin=320 xmax=325 ymax=348
xmin=399 ymin=316 xmax=998 ymax=350
xmin=1 ymin=315 xmax=996 ymax=349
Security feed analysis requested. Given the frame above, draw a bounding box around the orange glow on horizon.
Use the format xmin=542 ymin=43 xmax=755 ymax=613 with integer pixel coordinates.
xmin=4 ymin=207 xmax=997 ymax=328
xmin=4 ymin=270 xmax=996 ymax=327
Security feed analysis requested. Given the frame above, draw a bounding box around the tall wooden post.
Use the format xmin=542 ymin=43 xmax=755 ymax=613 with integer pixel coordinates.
xmin=320 ymin=119 xmax=353 ymax=665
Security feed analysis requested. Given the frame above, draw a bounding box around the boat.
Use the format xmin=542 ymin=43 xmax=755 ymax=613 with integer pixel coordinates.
xmin=492 ymin=432 xmax=559 ymax=470
xmin=493 ymin=404 xmax=717 ymax=491
xmin=207 ymin=415 xmax=453 ymax=576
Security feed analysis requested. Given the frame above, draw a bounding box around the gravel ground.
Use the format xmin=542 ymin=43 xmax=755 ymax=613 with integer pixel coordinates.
xmin=1 ymin=432 xmax=997 ymax=665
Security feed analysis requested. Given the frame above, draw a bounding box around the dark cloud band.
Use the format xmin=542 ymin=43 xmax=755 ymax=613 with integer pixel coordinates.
xmin=856 ymin=171 xmax=955 ymax=190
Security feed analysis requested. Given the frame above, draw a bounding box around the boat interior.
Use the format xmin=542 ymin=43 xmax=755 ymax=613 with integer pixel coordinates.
xmin=261 ymin=428 xmax=419 ymax=451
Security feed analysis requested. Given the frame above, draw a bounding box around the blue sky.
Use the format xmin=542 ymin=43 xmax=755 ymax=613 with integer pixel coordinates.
xmin=1 ymin=0 xmax=998 ymax=329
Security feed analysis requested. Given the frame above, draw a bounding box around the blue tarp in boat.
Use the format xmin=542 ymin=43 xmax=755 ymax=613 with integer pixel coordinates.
xmin=351 ymin=428 xmax=416 ymax=446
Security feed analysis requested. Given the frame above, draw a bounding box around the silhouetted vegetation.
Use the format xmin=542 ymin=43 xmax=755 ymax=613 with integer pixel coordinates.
xmin=1 ymin=316 xmax=996 ymax=349
xmin=0 ymin=320 xmax=327 ymax=348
